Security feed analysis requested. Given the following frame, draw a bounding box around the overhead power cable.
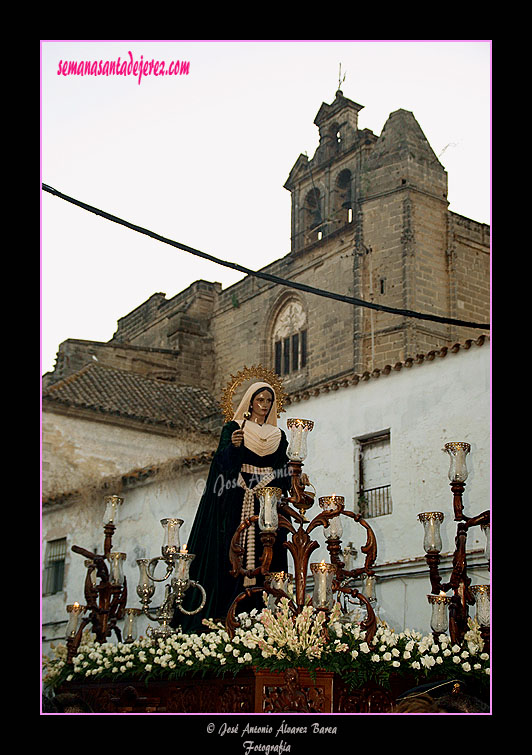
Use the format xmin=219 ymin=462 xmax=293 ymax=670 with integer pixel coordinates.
xmin=42 ymin=184 xmax=490 ymax=331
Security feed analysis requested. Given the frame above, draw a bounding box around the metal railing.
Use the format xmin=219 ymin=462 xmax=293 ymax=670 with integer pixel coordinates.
xmin=358 ymin=484 xmax=392 ymax=518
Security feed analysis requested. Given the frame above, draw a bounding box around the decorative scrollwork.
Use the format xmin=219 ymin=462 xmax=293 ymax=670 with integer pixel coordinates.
xmin=175 ymin=581 xmax=207 ymax=616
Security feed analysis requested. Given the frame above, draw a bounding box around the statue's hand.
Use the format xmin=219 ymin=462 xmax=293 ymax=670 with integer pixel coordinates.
xmin=231 ymin=429 xmax=244 ymax=447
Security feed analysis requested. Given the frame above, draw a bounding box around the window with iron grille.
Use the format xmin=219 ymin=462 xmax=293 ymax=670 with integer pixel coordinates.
xmin=355 ymin=431 xmax=392 ymax=518
xmin=42 ymin=537 xmax=66 ymax=595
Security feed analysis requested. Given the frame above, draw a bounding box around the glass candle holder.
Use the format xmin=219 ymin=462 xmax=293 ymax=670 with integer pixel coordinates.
xmin=136 ymin=559 xmax=155 ymax=603
xmin=319 ymin=495 xmax=344 ymax=540
xmin=342 ymin=542 xmax=358 ymax=571
xmin=266 ymin=571 xmax=292 ymax=610
xmin=84 ymin=559 xmax=98 ymax=587
xmin=481 ymin=524 xmax=490 ymax=561
xmin=286 ymin=418 xmax=314 ymax=461
xmin=103 ymin=495 xmax=124 ymax=525
xmin=161 ymin=518 xmax=184 ymax=561
xmin=108 ymin=552 xmax=126 ymax=585
xmin=123 ymin=608 xmax=141 ymax=643
xmin=418 ymin=512 xmax=444 ymax=553
xmin=65 ymin=602 xmax=86 ymax=638
xmin=471 ymin=585 xmax=490 ymax=627
xmin=258 ymin=487 xmax=282 ymax=532
xmin=310 ymin=561 xmax=336 ymax=610
xmin=362 ymin=573 xmax=376 ymax=601
xmin=444 ymin=442 xmax=471 ymax=482
xmin=174 ymin=550 xmax=195 ymax=582
xmin=427 ymin=594 xmax=451 ymax=634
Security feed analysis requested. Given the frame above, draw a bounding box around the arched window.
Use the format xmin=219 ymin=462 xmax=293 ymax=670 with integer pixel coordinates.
xmin=303 ymin=187 xmax=323 ymax=242
xmin=332 ymin=168 xmax=353 ymax=227
xmin=328 ymin=122 xmax=342 ymax=152
xmin=272 ymin=299 xmax=308 ymax=377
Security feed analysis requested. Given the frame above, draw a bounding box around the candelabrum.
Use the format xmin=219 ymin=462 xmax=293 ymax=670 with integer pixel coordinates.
xmin=227 ymin=419 xmax=380 ymax=645
xmin=65 ymin=499 xmax=209 ymax=660
xmin=136 ymin=518 xmax=207 ymax=639
xmin=418 ymin=442 xmax=490 ymax=650
xmin=65 ymin=495 xmax=128 ymax=662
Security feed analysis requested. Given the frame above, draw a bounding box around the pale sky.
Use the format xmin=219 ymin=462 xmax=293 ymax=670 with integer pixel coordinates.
xmin=41 ymin=40 xmax=491 ymax=376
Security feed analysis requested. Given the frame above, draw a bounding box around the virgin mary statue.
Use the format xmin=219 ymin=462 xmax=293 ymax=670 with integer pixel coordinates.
xmin=172 ymin=381 xmax=292 ymax=632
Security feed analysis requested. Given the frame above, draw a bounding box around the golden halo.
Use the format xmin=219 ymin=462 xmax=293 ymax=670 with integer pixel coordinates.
xmin=220 ymin=364 xmax=287 ymax=423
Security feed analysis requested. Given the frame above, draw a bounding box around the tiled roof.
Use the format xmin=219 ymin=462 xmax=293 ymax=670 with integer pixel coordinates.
xmin=42 ymin=450 xmax=216 ymax=508
xmin=42 ymin=363 xmax=221 ymax=431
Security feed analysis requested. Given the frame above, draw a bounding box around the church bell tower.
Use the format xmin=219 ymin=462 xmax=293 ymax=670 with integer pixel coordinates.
xmin=283 ymin=89 xmax=488 ymax=373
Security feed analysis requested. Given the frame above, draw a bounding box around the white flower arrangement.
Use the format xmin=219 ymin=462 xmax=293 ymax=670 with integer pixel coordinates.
xmin=43 ymin=605 xmax=490 ymax=695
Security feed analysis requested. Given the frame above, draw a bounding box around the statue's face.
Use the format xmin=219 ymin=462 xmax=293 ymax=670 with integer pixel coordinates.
xmin=250 ymin=390 xmax=273 ymax=422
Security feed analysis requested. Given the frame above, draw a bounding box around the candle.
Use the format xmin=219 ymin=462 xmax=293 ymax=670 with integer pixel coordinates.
xmin=471 ymin=585 xmax=490 ymax=627
xmin=103 ymin=495 xmax=123 ymax=525
xmin=443 ymin=442 xmax=471 ymax=482
xmin=342 ymin=543 xmax=357 ymax=571
xmin=266 ymin=571 xmax=292 ymax=610
xmin=418 ymin=512 xmax=444 ymax=553
xmin=136 ymin=559 xmax=155 ymax=603
xmin=84 ymin=559 xmax=98 ymax=587
xmin=310 ymin=561 xmax=335 ymax=610
xmin=161 ymin=518 xmax=184 ymax=560
xmin=481 ymin=524 xmax=490 ymax=561
xmin=258 ymin=487 xmax=282 ymax=532
xmin=65 ymin=602 xmax=85 ymax=638
xmin=363 ymin=574 xmax=376 ymax=601
xmin=123 ymin=608 xmax=141 ymax=643
xmin=319 ymin=495 xmax=344 ymax=540
xmin=427 ymin=593 xmax=451 ymax=634
xmin=108 ymin=552 xmax=126 ymax=585
xmin=286 ymin=419 xmax=314 ymax=461
xmin=175 ymin=552 xmax=195 ymax=581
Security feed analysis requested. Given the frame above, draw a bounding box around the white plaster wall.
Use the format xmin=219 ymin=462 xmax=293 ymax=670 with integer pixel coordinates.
xmin=279 ymin=343 xmax=489 ymax=559
xmin=42 ymin=411 xmax=214 ymax=498
xmin=278 ymin=342 xmax=490 ymax=632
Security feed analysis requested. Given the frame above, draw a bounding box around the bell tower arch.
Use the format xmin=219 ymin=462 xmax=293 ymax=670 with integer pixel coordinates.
xmin=283 ymin=90 xmax=376 ymax=255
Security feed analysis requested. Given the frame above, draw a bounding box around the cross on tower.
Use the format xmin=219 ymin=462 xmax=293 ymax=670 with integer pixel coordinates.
xmin=338 ymin=63 xmax=346 ymax=92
